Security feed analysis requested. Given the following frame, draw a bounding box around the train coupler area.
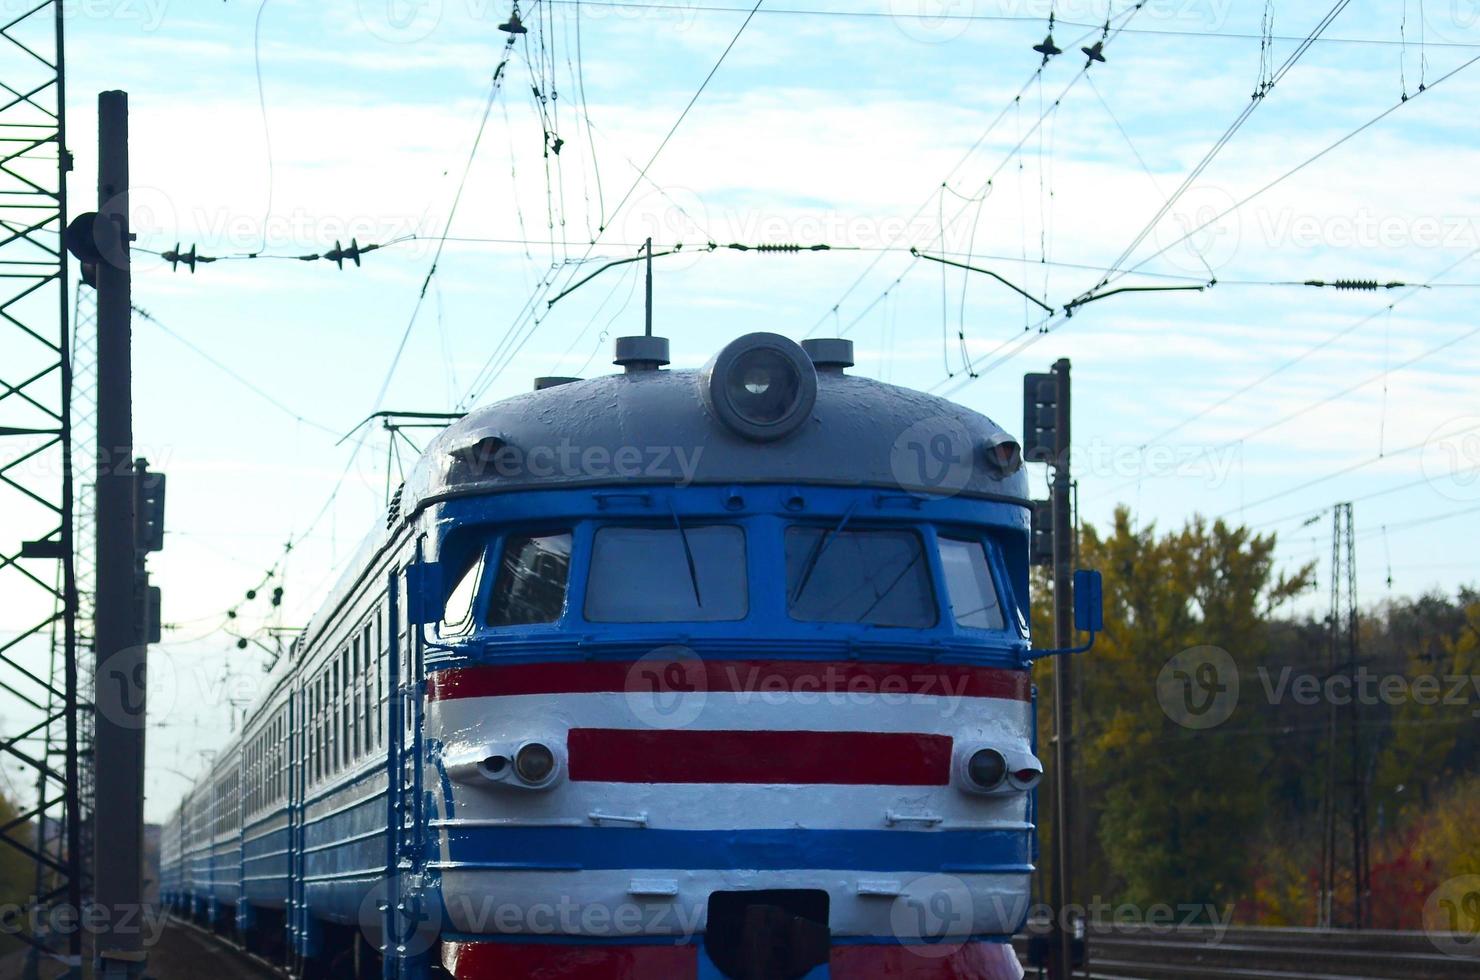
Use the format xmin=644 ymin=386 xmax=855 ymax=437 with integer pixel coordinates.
xmin=704 ymin=889 xmax=831 ymax=980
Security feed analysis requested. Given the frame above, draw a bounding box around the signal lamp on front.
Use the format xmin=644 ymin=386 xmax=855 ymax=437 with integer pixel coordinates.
xmin=701 ymin=333 xmax=818 ymax=442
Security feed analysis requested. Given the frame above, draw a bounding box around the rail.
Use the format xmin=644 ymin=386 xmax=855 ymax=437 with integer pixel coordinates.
xmin=1016 ymin=923 xmax=1479 ymax=980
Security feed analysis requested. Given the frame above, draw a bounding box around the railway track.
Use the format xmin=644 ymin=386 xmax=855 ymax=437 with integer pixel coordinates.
xmin=159 ymin=917 xmax=285 ymax=980
xmin=165 ymin=916 xmax=1479 ymax=980
xmin=1018 ymin=923 xmax=1480 ymax=980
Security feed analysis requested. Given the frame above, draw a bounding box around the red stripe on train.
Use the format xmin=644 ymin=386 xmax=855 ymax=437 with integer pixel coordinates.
xmin=428 ymin=660 xmax=1029 ymax=702
xmin=442 ymin=941 xmax=1023 ymax=979
xmin=831 ymin=941 xmax=1025 ymax=979
xmin=443 ymin=941 xmax=696 ymax=979
xmin=567 ymin=728 xmax=953 ymax=785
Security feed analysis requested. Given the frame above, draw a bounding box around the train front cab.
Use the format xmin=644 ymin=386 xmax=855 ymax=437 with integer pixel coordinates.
xmin=418 ymin=481 xmax=1042 ymax=980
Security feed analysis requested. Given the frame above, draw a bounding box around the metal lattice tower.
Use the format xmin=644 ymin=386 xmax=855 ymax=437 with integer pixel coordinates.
xmin=70 ymin=282 xmax=97 ymax=883
xmin=0 ymin=1 xmax=82 ymax=972
xmin=1318 ymin=502 xmax=1370 ymax=929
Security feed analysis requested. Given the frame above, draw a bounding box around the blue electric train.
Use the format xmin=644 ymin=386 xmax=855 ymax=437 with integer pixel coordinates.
xmin=160 ymin=332 xmax=1092 ymax=979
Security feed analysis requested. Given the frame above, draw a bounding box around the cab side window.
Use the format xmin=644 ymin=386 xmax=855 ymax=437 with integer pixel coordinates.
xmin=440 ymin=550 xmax=483 ymax=634
xmin=938 ymin=536 xmax=1006 ymax=631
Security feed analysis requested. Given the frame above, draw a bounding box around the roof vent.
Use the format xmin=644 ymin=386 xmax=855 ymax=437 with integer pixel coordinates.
xmin=534 ymin=376 xmax=580 ymax=391
xmin=801 ymin=338 xmax=854 ymax=373
xmin=386 ymin=483 xmax=404 ymax=529
xmin=614 ymin=335 xmax=670 ymax=372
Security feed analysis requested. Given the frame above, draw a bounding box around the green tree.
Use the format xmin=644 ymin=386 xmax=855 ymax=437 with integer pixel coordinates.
xmin=1033 ymin=507 xmax=1312 ymax=910
xmin=1376 ymin=597 xmax=1480 ymax=811
xmin=0 ymin=790 xmax=39 ymax=954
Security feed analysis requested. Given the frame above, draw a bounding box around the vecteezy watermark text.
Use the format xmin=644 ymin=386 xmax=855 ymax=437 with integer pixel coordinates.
xmin=1258 ymin=666 xmax=1480 ymax=716
xmin=450 ymin=439 xmax=705 ymax=486
xmin=0 ymin=901 xmax=168 ymax=947
xmin=1157 ymin=645 xmax=1480 ymax=730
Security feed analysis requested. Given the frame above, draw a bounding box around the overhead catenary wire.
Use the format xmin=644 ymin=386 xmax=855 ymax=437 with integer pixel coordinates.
xmin=802 ymin=12 xmax=1119 ymax=339
xmin=460 ymin=0 xmax=765 ymax=407
xmin=1354 ymin=502 xmax=1480 ymax=542
xmin=933 ymin=33 xmax=1480 ymax=398
xmin=1075 ymin=0 xmax=1354 ymax=304
xmin=374 ymin=35 xmax=520 ymax=416
xmin=1113 ymin=312 xmax=1480 ymax=518
xmin=221 ymin=33 xmax=526 ymax=643
xmin=131 ymin=304 xmax=338 ymax=436
xmin=1111 ymin=244 xmax=1480 ymax=471
xmin=538 ymin=0 xmax=1480 ymax=48
xmin=1083 ymin=71 xmax=1216 ymax=283
xmin=1214 ymin=420 xmax=1480 ymax=519
xmin=128 ymin=229 xmax=1480 ymax=290
xmin=928 ymin=1 xmax=1367 ymax=395
xmin=1245 ymin=466 xmax=1480 ymax=534
xmin=809 ymin=3 xmax=1147 ymax=342
xmin=1102 ymin=45 xmax=1480 ymax=291
xmin=572 ymin=0 xmax=607 ymax=236
xmin=251 ymin=0 xmax=276 ymax=256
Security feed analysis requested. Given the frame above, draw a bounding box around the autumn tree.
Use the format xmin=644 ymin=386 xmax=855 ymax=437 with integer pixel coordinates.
xmin=1033 ymin=507 xmax=1312 ymax=911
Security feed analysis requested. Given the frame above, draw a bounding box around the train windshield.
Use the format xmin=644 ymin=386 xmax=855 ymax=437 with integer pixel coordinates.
xmin=585 ymin=525 xmax=748 ymax=622
xmin=785 ymin=527 xmax=937 ymax=628
xmin=938 ymin=536 xmax=1006 ymax=630
xmin=487 ymin=532 xmax=572 ymax=626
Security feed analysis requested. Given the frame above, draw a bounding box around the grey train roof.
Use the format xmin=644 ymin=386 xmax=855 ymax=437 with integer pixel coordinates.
xmin=400 ymin=336 xmax=1030 ymax=514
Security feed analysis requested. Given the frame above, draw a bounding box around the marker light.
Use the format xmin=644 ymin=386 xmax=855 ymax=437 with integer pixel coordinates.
xmin=1011 ymin=768 xmax=1042 ymax=790
xmin=481 ymin=756 xmax=508 ymax=778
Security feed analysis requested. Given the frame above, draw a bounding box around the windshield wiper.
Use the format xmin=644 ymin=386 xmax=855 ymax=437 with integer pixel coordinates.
xmin=856 ymin=547 xmax=925 ymax=623
xmin=670 ymin=503 xmax=703 ymax=608
xmin=788 ymin=501 xmax=859 ymax=605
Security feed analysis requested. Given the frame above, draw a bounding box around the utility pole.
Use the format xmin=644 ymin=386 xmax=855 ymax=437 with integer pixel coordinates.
xmin=1025 ymin=359 xmax=1078 ymax=979
xmin=91 ymin=89 xmax=147 ymax=980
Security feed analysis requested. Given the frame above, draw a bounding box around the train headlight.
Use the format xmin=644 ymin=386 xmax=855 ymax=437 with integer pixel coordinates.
xmin=966 ymin=748 xmax=1008 ymax=791
xmin=702 ymin=333 xmax=817 ymax=442
xmin=959 ymin=745 xmax=1041 ymax=795
xmin=515 ymin=741 xmax=558 ymax=786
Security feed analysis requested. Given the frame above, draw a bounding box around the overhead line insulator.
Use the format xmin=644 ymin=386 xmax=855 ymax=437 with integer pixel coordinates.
xmin=1303 ymin=280 xmax=1408 ymax=291
xmin=161 ymin=243 xmax=216 ymax=274
xmin=725 ymin=243 xmax=832 ymax=253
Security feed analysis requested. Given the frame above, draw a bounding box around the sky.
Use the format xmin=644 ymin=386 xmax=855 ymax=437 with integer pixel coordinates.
xmin=2 ymin=0 xmax=1479 ymax=819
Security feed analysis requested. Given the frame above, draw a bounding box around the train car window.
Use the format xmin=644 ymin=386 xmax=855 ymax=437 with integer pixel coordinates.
xmin=585 ymin=526 xmax=747 ymax=623
xmin=339 ymin=651 xmax=349 ymax=771
xmin=376 ymin=610 xmax=386 ymax=748
xmin=440 ymin=551 xmax=484 ymax=634
xmin=487 ymin=532 xmax=572 ymax=626
xmin=350 ymin=636 xmax=362 ymax=762
xmin=330 ymin=661 xmax=340 ymax=774
xmin=363 ymin=623 xmax=374 ymax=753
xmin=785 ymin=527 xmax=937 ymax=629
xmin=317 ymin=673 xmax=327 ymax=783
xmin=309 ymin=681 xmax=319 ymax=785
xmin=325 ymin=666 xmax=335 ymax=776
xmin=938 ymin=537 xmax=1007 ymax=631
